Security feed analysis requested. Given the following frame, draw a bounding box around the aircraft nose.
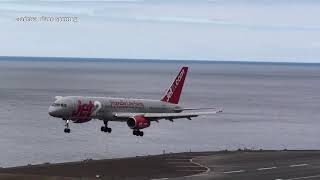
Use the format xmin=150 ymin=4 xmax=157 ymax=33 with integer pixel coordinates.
xmin=48 ymin=106 xmax=58 ymax=117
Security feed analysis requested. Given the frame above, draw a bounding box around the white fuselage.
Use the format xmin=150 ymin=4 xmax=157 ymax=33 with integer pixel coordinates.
xmin=49 ymin=96 xmax=182 ymax=122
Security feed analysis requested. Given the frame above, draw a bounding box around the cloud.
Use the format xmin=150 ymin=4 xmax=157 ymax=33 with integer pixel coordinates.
xmin=0 ymin=0 xmax=320 ymax=62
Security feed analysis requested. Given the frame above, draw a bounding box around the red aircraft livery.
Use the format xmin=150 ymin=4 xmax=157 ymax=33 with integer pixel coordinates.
xmin=49 ymin=67 xmax=222 ymax=136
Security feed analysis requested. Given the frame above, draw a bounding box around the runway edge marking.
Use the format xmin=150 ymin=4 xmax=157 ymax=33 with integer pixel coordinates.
xmin=276 ymin=174 xmax=320 ymax=180
xmin=184 ymin=156 xmax=211 ymax=177
xmin=289 ymin=164 xmax=309 ymax=167
xmin=223 ymin=170 xmax=245 ymax=174
xmin=257 ymin=166 xmax=277 ymax=171
xmin=152 ymin=155 xmax=211 ymax=180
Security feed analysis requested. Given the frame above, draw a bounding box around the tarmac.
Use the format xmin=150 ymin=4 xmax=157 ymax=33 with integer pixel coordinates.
xmin=0 ymin=150 xmax=320 ymax=180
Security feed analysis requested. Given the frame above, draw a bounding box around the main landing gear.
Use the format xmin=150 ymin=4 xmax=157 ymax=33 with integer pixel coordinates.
xmin=101 ymin=120 xmax=112 ymax=133
xmin=133 ymin=130 xmax=144 ymax=137
xmin=64 ymin=119 xmax=71 ymax=133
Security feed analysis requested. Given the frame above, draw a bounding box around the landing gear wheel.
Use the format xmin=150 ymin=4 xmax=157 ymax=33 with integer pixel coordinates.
xmin=101 ymin=121 xmax=112 ymax=133
xmin=64 ymin=128 xmax=70 ymax=133
xmin=64 ymin=120 xmax=71 ymax=133
xmin=133 ymin=130 xmax=144 ymax=137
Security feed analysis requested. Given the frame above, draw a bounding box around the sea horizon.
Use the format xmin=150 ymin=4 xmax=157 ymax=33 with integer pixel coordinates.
xmin=0 ymin=56 xmax=319 ymax=66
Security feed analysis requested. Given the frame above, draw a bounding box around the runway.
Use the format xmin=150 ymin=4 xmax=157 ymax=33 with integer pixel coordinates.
xmin=179 ymin=150 xmax=320 ymax=180
xmin=0 ymin=151 xmax=320 ymax=180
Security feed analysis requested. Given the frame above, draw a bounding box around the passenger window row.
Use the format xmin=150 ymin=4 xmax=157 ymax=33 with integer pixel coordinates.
xmin=52 ymin=103 xmax=67 ymax=107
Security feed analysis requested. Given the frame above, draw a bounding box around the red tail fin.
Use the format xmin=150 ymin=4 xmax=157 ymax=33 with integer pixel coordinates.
xmin=161 ymin=67 xmax=188 ymax=104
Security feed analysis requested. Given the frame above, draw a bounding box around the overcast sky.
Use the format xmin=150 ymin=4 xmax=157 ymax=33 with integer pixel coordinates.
xmin=0 ymin=0 xmax=319 ymax=62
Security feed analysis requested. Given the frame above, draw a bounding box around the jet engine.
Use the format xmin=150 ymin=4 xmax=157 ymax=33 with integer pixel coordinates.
xmin=127 ymin=115 xmax=150 ymax=129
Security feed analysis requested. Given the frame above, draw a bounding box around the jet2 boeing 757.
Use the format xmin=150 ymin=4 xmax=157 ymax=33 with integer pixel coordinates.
xmin=49 ymin=67 xmax=222 ymax=136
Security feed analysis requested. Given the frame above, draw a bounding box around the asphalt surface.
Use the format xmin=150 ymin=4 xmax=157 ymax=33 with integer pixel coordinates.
xmin=176 ymin=150 xmax=320 ymax=180
xmin=1 ymin=151 xmax=320 ymax=180
xmin=0 ymin=152 xmax=214 ymax=180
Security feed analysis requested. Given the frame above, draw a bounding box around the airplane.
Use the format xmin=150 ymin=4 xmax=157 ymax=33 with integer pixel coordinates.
xmin=48 ymin=66 xmax=222 ymax=136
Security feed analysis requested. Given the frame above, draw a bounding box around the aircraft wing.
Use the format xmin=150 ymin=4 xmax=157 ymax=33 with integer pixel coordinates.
xmin=114 ymin=110 xmax=222 ymax=121
xmin=182 ymin=107 xmax=218 ymax=111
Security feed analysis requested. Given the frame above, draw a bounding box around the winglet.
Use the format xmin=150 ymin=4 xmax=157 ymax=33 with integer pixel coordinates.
xmin=161 ymin=67 xmax=188 ymax=104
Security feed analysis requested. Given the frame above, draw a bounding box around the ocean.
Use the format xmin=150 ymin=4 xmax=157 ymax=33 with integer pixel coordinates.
xmin=0 ymin=58 xmax=319 ymax=167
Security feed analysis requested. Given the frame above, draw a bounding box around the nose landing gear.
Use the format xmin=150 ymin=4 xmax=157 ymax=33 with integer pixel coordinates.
xmin=133 ymin=130 xmax=144 ymax=137
xmin=64 ymin=120 xmax=71 ymax=133
xmin=101 ymin=120 xmax=112 ymax=133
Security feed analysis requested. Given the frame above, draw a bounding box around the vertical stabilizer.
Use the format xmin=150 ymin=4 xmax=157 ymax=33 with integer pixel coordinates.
xmin=161 ymin=67 xmax=188 ymax=104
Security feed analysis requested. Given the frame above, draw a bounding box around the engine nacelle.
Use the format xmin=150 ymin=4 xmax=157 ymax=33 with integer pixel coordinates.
xmin=127 ymin=115 xmax=150 ymax=129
